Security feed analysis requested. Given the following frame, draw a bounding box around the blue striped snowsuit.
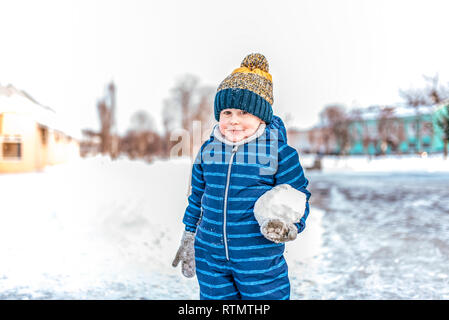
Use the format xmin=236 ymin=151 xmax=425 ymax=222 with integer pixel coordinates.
xmin=182 ymin=115 xmax=311 ymax=300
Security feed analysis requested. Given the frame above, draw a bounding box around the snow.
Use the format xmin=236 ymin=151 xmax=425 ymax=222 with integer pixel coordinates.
xmin=299 ymin=153 xmax=449 ymax=173
xmin=305 ymin=170 xmax=449 ymax=299
xmin=0 ymin=155 xmax=324 ymax=299
xmin=254 ymin=183 xmax=307 ymax=226
xmin=1 ymin=153 xmax=447 ymax=299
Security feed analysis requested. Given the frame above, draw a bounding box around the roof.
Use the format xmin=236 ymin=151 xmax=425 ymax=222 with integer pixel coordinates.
xmin=0 ymin=84 xmax=81 ymax=140
xmin=348 ymin=104 xmax=437 ymax=121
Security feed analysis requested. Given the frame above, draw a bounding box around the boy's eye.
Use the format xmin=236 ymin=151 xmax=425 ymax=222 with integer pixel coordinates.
xmin=221 ymin=110 xmax=248 ymax=116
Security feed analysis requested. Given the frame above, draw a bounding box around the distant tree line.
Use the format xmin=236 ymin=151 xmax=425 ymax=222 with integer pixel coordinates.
xmin=80 ymin=73 xmax=449 ymax=161
xmin=80 ymin=75 xmax=215 ymax=162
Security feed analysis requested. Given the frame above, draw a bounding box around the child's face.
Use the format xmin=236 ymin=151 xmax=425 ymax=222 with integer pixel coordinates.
xmin=219 ymin=108 xmax=265 ymax=143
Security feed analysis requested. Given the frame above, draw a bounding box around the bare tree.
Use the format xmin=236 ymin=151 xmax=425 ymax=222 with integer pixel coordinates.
xmin=319 ymin=104 xmax=351 ymax=155
xmin=191 ymin=86 xmax=215 ymax=127
xmin=161 ymin=98 xmax=179 ymax=157
xmin=190 ymin=86 xmax=215 ymax=156
xmin=122 ymin=110 xmax=162 ymax=161
xmin=423 ymin=74 xmax=449 ymax=105
xmin=80 ymin=128 xmax=101 ymax=157
xmin=162 ymin=75 xmax=215 ymax=158
xmin=97 ymin=99 xmax=112 ymax=155
xmin=96 ymin=81 xmax=117 ymax=157
xmin=435 ymin=104 xmax=449 ymax=159
xmin=399 ymin=88 xmax=428 ymax=107
xmin=170 ymin=74 xmax=199 ymax=132
xmin=347 ymin=108 xmax=363 ymax=152
xmin=377 ymin=106 xmax=398 ymax=155
xmin=130 ymin=110 xmax=156 ymax=133
xmin=399 ymin=73 xmax=449 ymax=153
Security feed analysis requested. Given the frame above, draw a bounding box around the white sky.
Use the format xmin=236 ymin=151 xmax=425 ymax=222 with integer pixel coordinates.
xmin=1 ymin=0 xmax=449 ymax=136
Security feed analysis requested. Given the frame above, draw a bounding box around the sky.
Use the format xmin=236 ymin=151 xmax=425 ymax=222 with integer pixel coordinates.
xmin=1 ymin=0 xmax=449 ymax=137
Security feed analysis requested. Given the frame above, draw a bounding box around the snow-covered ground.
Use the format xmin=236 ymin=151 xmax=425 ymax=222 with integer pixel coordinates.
xmin=1 ymin=154 xmax=448 ymax=299
xmin=307 ymin=170 xmax=449 ymax=299
xmin=0 ymin=155 xmax=323 ymax=299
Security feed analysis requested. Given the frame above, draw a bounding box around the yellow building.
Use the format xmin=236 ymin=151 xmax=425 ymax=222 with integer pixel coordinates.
xmin=0 ymin=84 xmax=80 ymax=173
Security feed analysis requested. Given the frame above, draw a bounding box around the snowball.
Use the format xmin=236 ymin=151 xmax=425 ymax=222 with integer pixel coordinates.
xmin=254 ymin=184 xmax=307 ymax=226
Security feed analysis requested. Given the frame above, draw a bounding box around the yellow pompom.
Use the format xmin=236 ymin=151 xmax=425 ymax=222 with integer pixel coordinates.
xmin=240 ymin=53 xmax=269 ymax=73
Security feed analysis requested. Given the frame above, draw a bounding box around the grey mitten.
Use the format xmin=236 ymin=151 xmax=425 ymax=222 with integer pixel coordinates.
xmin=172 ymin=231 xmax=196 ymax=278
xmin=261 ymin=219 xmax=297 ymax=244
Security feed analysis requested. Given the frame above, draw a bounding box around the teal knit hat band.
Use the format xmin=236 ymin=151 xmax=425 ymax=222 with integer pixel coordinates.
xmin=214 ymin=88 xmax=273 ymax=124
xmin=214 ymin=53 xmax=274 ymax=124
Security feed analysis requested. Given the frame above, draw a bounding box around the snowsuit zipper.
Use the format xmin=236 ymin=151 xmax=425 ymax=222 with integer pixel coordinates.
xmin=223 ymin=145 xmax=238 ymax=261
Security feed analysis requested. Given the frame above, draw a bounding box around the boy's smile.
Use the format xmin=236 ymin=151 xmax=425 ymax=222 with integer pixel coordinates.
xmin=219 ymin=108 xmax=265 ymax=143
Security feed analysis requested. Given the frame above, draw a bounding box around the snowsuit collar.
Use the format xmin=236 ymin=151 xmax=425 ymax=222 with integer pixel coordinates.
xmin=212 ymin=123 xmax=266 ymax=146
xmin=211 ymin=115 xmax=288 ymax=146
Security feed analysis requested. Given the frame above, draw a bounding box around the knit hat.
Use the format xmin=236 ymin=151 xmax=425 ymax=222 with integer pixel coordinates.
xmin=214 ymin=53 xmax=274 ymax=124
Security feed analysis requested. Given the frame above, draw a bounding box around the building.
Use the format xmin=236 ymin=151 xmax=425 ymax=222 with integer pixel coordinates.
xmin=287 ymin=103 xmax=447 ymax=156
xmin=346 ymin=105 xmax=438 ymax=155
xmin=0 ymin=84 xmax=80 ymax=173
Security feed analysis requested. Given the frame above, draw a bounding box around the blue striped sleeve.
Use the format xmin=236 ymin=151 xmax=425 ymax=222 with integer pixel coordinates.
xmin=274 ymin=144 xmax=311 ymax=234
xmin=182 ymin=149 xmax=206 ymax=232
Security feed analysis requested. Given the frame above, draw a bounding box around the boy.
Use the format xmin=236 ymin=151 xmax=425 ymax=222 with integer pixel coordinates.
xmin=172 ymin=53 xmax=311 ymax=300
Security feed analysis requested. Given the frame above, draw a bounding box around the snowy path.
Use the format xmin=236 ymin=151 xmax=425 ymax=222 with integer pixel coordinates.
xmin=307 ymin=171 xmax=449 ymax=299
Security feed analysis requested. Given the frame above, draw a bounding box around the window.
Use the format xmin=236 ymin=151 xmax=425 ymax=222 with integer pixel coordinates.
xmin=2 ymin=142 xmax=22 ymax=159
xmin=421 ymin=122 xmax=433 ymax=136
xmin=408 ymin=122 xmax=417 ymax=136
xmin=39 ymin=126 xmax=48 ymax=145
